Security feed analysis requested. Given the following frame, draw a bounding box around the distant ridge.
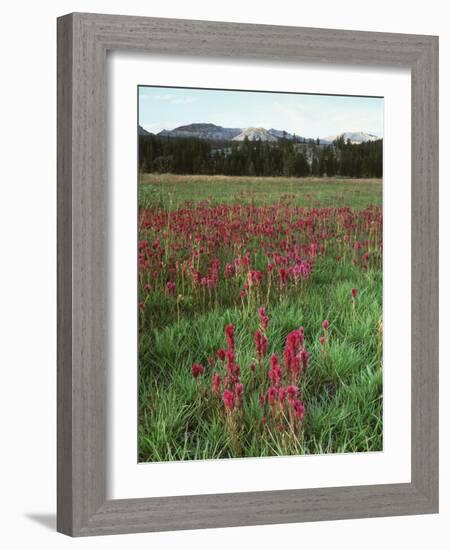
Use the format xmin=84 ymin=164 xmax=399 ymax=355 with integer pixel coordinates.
xmin=268 ymin=128 xmax=302 ymax=141
xmin=151 ymin=123 xmax=380 ymax=144
xmin=321 ymin=131 xmax=379 ymax=144
xmin=139 ymin=125 xmax=152 ymax=136
xmin=157 ymin=123 xmax=305 ymax=142
xmin=158 ymin=123 xmax=241 ymax=140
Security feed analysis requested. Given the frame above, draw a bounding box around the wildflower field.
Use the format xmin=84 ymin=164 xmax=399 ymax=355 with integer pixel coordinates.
xmin=138 ymin=174 xmax=383 ymax=462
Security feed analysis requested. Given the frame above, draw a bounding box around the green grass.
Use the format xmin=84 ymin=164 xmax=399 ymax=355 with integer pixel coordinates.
xmin=138 ymin=174 xmax=383 ymax=462
xmin=139 ymin=173 xmax=382 ymax=210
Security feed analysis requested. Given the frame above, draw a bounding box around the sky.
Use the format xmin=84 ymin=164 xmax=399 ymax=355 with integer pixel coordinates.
xmin=138 ymin=86 xmax=384 ymax=139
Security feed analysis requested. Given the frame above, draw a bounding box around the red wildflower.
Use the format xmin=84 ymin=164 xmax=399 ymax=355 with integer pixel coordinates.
xmin=287 ymin=385 xmax=298 ymax=401
xmin=300 ymin=349 xmax=309 ymax=371
xmin=225 ymin=323 xmax=235 ymax=352
xmin=212 ymin=373 xmax=222 ymax=396
xmin=235 ymin=383 xmax=244 ymax=406
xmin=283 ymin=346 xmax=293 ymax=372
xmin=293 ymin=261 xmax=312 ymax=281
xmin=222 ymin=390 xmax=235 ymax=411
xmin=258 ymin=307 xmax=269 ymax=331
xmin=279 ymin=387 xmax=287 ymax=404
xmin=225 ymin=350 xmax=235 ymax=373
xmin=270 ymin=353 xmax=279 ymax=369
xmin=267 ymin=386 xmax=278 ymax=406
xmin=251 ymin=270 xmax=262 ymax=286
xmin=191 ymin=363 xmax=205 ymax=378
xmin=166 ymin=281 xmax=176 ymax=295
xmin=293 ymin=399 xmax=305 ymax=421
xmin=225 ymin=263 xmax=235 ymax=277
xmin=254 ymin=330 xmax=268 ymax=358
xmin=269 ymin=354 xmax=283 ymax=387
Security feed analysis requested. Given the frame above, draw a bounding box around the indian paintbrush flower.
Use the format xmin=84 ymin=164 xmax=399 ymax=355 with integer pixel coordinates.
xmin=191 ymin=363 xmax=205 ymax=378
xmin=222 ymin=390 xmax=235 ymax=411
xmin=225 ymin=323 xmax=235 ymax=352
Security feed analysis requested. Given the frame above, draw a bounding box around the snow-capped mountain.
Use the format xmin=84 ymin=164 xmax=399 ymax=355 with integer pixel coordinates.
xmin=233 ymin=127 xmax=278 ymax=142
xmin=321 ymin=131 xmax=380 ymax=144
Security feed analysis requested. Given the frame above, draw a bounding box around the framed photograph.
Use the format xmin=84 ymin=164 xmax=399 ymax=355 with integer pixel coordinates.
xmin=57 ymin=13 xmax=438 ymax=536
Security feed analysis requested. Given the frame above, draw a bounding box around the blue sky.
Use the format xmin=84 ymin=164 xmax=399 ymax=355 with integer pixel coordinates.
xmin=138 ymin=86 xmax=384 ymax=139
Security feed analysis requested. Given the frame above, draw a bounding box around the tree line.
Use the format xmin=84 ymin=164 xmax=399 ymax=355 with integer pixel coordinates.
xmin=139 ymin=134 xmax=382 ymax=178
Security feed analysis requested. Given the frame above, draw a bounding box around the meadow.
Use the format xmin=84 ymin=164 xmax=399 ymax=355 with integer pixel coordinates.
xmin=138 ymin=174 xmax=383 ymax=462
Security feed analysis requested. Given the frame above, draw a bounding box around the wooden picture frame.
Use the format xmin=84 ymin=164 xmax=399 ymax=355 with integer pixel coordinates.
xmin=57 ymin=12 xmax=438 ymax=536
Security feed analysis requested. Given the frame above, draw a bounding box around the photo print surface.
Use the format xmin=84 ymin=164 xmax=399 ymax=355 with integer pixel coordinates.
xmin=137 ymin=86 xmax=383 ymax=462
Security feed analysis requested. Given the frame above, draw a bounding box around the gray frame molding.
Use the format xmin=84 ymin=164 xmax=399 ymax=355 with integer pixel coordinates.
xmin=57 ymin=12 xmax=438 ymax=537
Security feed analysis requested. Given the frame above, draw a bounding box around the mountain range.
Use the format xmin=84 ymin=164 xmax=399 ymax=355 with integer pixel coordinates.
xmin=158 ymin=123 xmax=241 ymax=141
xmin=321 ymin=131 xmax=379 ymax=144
xmin=140 ymin=123 xmax=380 ymax=144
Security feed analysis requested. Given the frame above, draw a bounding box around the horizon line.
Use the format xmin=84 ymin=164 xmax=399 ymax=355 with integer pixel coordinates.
xmin=139 ymin=122 xmax=382 ymax=140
